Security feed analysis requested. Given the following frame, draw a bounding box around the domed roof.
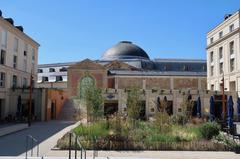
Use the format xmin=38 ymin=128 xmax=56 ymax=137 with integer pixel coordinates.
xmin=102 ymin=41 xmax=150 ymax=60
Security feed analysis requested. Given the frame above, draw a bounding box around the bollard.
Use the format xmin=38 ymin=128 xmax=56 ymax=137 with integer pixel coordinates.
xmin=75 ymin=135 xmax=77 ymax=159
xmin=69 ymin=133 xmax=72 ymax=159
xmin=81 ymin=148 xmax=83 ymax=159
xmin=25 ymin=136 xmax=28 ymax=159
xmin=31 ymin=138 xmax=33 ymax=156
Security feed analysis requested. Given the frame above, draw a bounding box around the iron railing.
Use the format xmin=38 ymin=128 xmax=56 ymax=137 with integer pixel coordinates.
xmin=69 ymin=132 xmax=87 ymax=159
xmin=25 ymin=135 xmax=39 ymax=159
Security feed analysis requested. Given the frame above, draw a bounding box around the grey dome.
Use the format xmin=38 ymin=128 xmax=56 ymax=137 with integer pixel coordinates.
xmin=102 ymin=41 xmax=150 ymax=60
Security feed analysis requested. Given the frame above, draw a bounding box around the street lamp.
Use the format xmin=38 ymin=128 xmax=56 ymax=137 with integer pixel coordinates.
xmin=221 ymin=73 xmax=226 ymax=121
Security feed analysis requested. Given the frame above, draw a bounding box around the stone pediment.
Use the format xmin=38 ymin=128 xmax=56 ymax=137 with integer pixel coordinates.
xmin=104 ymin=60 xmax=139 ymax=70
xmin=68 ymin=59 xmax=105 ymax=70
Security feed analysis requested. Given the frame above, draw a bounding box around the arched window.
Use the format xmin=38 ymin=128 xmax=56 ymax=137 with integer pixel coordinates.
xmin=79 ymin=76 xmax=95 ymax=100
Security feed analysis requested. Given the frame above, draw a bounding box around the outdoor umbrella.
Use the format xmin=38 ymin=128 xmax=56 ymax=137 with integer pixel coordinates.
xmin=197 ymin=96 xmax=201 ymax=118
xmin=237 ymin=97 xmax=240 ymax=122
xmin=227 ymin=96 xmax=234 ymax=128
xmin=209 ymin=96 xmax=215 ymax=121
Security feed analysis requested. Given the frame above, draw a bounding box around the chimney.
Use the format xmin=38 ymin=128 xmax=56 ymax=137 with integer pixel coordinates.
xmin=224 ymin=14 xmax=232 ymax=20
xmin=4 ymin=18 xmax=14 ymax=25
xmin=15 ymin=26 xmax=24 ymax=32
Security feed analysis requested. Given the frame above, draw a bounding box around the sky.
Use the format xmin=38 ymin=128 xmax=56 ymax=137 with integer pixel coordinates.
xmin=1 ymin=0 xmax=240 ymax=64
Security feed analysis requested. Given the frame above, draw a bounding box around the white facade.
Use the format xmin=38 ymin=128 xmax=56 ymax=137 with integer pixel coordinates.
xmin=0 ymin=14 xmax=39 ymax=120
xmin=37 ymin=62 xmax=74 ymax=89
xmin=207 ymin=11 xmax=240 ymax=96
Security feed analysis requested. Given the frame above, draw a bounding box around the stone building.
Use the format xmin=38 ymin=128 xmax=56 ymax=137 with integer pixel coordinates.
xmin=67 ymin=41 xmax=212 ymax=118
xmin=207 ymin=10 xmax=240 ymax=96
xmin=0 ymin=10 xmax=40 ymax=120
xmin=37 ymin=62 xmax=72 ymax=89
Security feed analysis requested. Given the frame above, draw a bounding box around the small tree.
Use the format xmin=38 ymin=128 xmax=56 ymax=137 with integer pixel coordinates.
xmin=126 ymin=87 xmax=141 ymax=126
xmin=85 ymin=83 xmax=104 ymax=122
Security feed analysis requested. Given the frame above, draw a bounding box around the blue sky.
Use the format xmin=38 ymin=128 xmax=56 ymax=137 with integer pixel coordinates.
xmin=1 ymin=0 xmax=240 ymax=64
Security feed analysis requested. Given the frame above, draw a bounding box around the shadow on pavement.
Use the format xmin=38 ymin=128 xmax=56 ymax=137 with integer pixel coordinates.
xmin=0 ymin=120 xmax=74 ymax=156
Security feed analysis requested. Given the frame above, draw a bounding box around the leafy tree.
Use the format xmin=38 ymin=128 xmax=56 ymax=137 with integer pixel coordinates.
xmin=81 ymin=76 xmax=104 ymax=122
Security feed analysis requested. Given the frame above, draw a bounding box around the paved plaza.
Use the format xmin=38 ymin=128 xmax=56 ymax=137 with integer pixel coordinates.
xmin=0 ymin=120 xmax=77 ymax=156
xmin=0 ymin=120 xmax=240 ymax=159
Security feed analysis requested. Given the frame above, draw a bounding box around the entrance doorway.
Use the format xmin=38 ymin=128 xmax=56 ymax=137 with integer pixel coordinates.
xmin=214 ymin=95 xmax=227 ymax=120
xmin=104 ymin=101 xmax=118 ymax=116
xmin=51 ymin=102 xmax=56 ymax=119
xmin=166 ymin=101 xmax=173 ymax=115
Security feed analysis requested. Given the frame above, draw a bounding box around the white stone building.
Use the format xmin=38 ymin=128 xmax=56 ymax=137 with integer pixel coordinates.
xmin=207 ymin=10 xmax=240 ymax=96
xmin=0 ymin=11 xmax=40 ymax=120
xmin=37 ymin=62 xmax=73 ymax=89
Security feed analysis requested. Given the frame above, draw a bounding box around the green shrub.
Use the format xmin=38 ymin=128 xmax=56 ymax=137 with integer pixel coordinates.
xmin=170 ymin=115 xmax=188 ymax=125
xmin=74 ymin=121 xmax=109 ymax=139
xmin=213 ymin=131 xmax=240 ymax=150
xmin=199 ymin=122 xmax=220 ymax=139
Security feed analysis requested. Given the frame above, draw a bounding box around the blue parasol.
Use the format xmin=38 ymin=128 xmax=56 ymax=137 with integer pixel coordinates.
xmin=209 ymin=96 xmax=215 ymax=121
xmin=227 ymin=96 xmax=234 ymax=128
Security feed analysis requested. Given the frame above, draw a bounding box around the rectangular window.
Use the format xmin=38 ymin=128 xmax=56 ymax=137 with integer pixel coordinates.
xmin=230 ymin=58 xmax=235 ymax=72
xmin=210 ymin=66 xmax=214 ymax=76
xmin=230 ymin=41 xmax=234 ymax=55
xmin=23 ymin=77 xmax=27 ymax=88
xmin=49 ymin=68 xmax=55 ymax=72
xmin=219 ymin=62 xmax=223 ymax=74
xmin=56 ymin=76 xmax=63 ymax=82
xmin=0 ymin=72 xmax=5 ymax=88
xmin=12 ymin=75 xmax=17 ymax=88
xmin=24 ymin=51 xmax=27 ymax=56
xmin=210 ymin=37 xmax=214 ymax=44
xmin=13 ymin=38 xmax=18 ymax=52
xmin=0 ymin=50 xmax=6 ymax=65
xmin=229 ymin=24 xmax=234 ymax=32
xmin=13 ymin=55 xmax=17 ymax=69
xmin=42 ymin=76 xmax=48 ymax=82
xmin=210 ymin=51 xmax=214 ymax=62
xmin=219 ymin=31 xmax=223 ymax=38
xmin=37 ymin=69 xmax=43 ymax=73
xmin=219 ymin=47 xmax=223 ymax=59
xmin=1 ymin=29 xmax=7 ymax=48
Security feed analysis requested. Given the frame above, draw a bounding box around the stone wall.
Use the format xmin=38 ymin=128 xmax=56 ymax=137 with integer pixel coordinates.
xmin=104 ymin=88 xmax=238 ymax=119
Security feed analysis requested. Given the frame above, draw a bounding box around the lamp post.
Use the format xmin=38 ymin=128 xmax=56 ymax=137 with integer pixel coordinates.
xmin=221 ymin=74 xmax=226 ymax=121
